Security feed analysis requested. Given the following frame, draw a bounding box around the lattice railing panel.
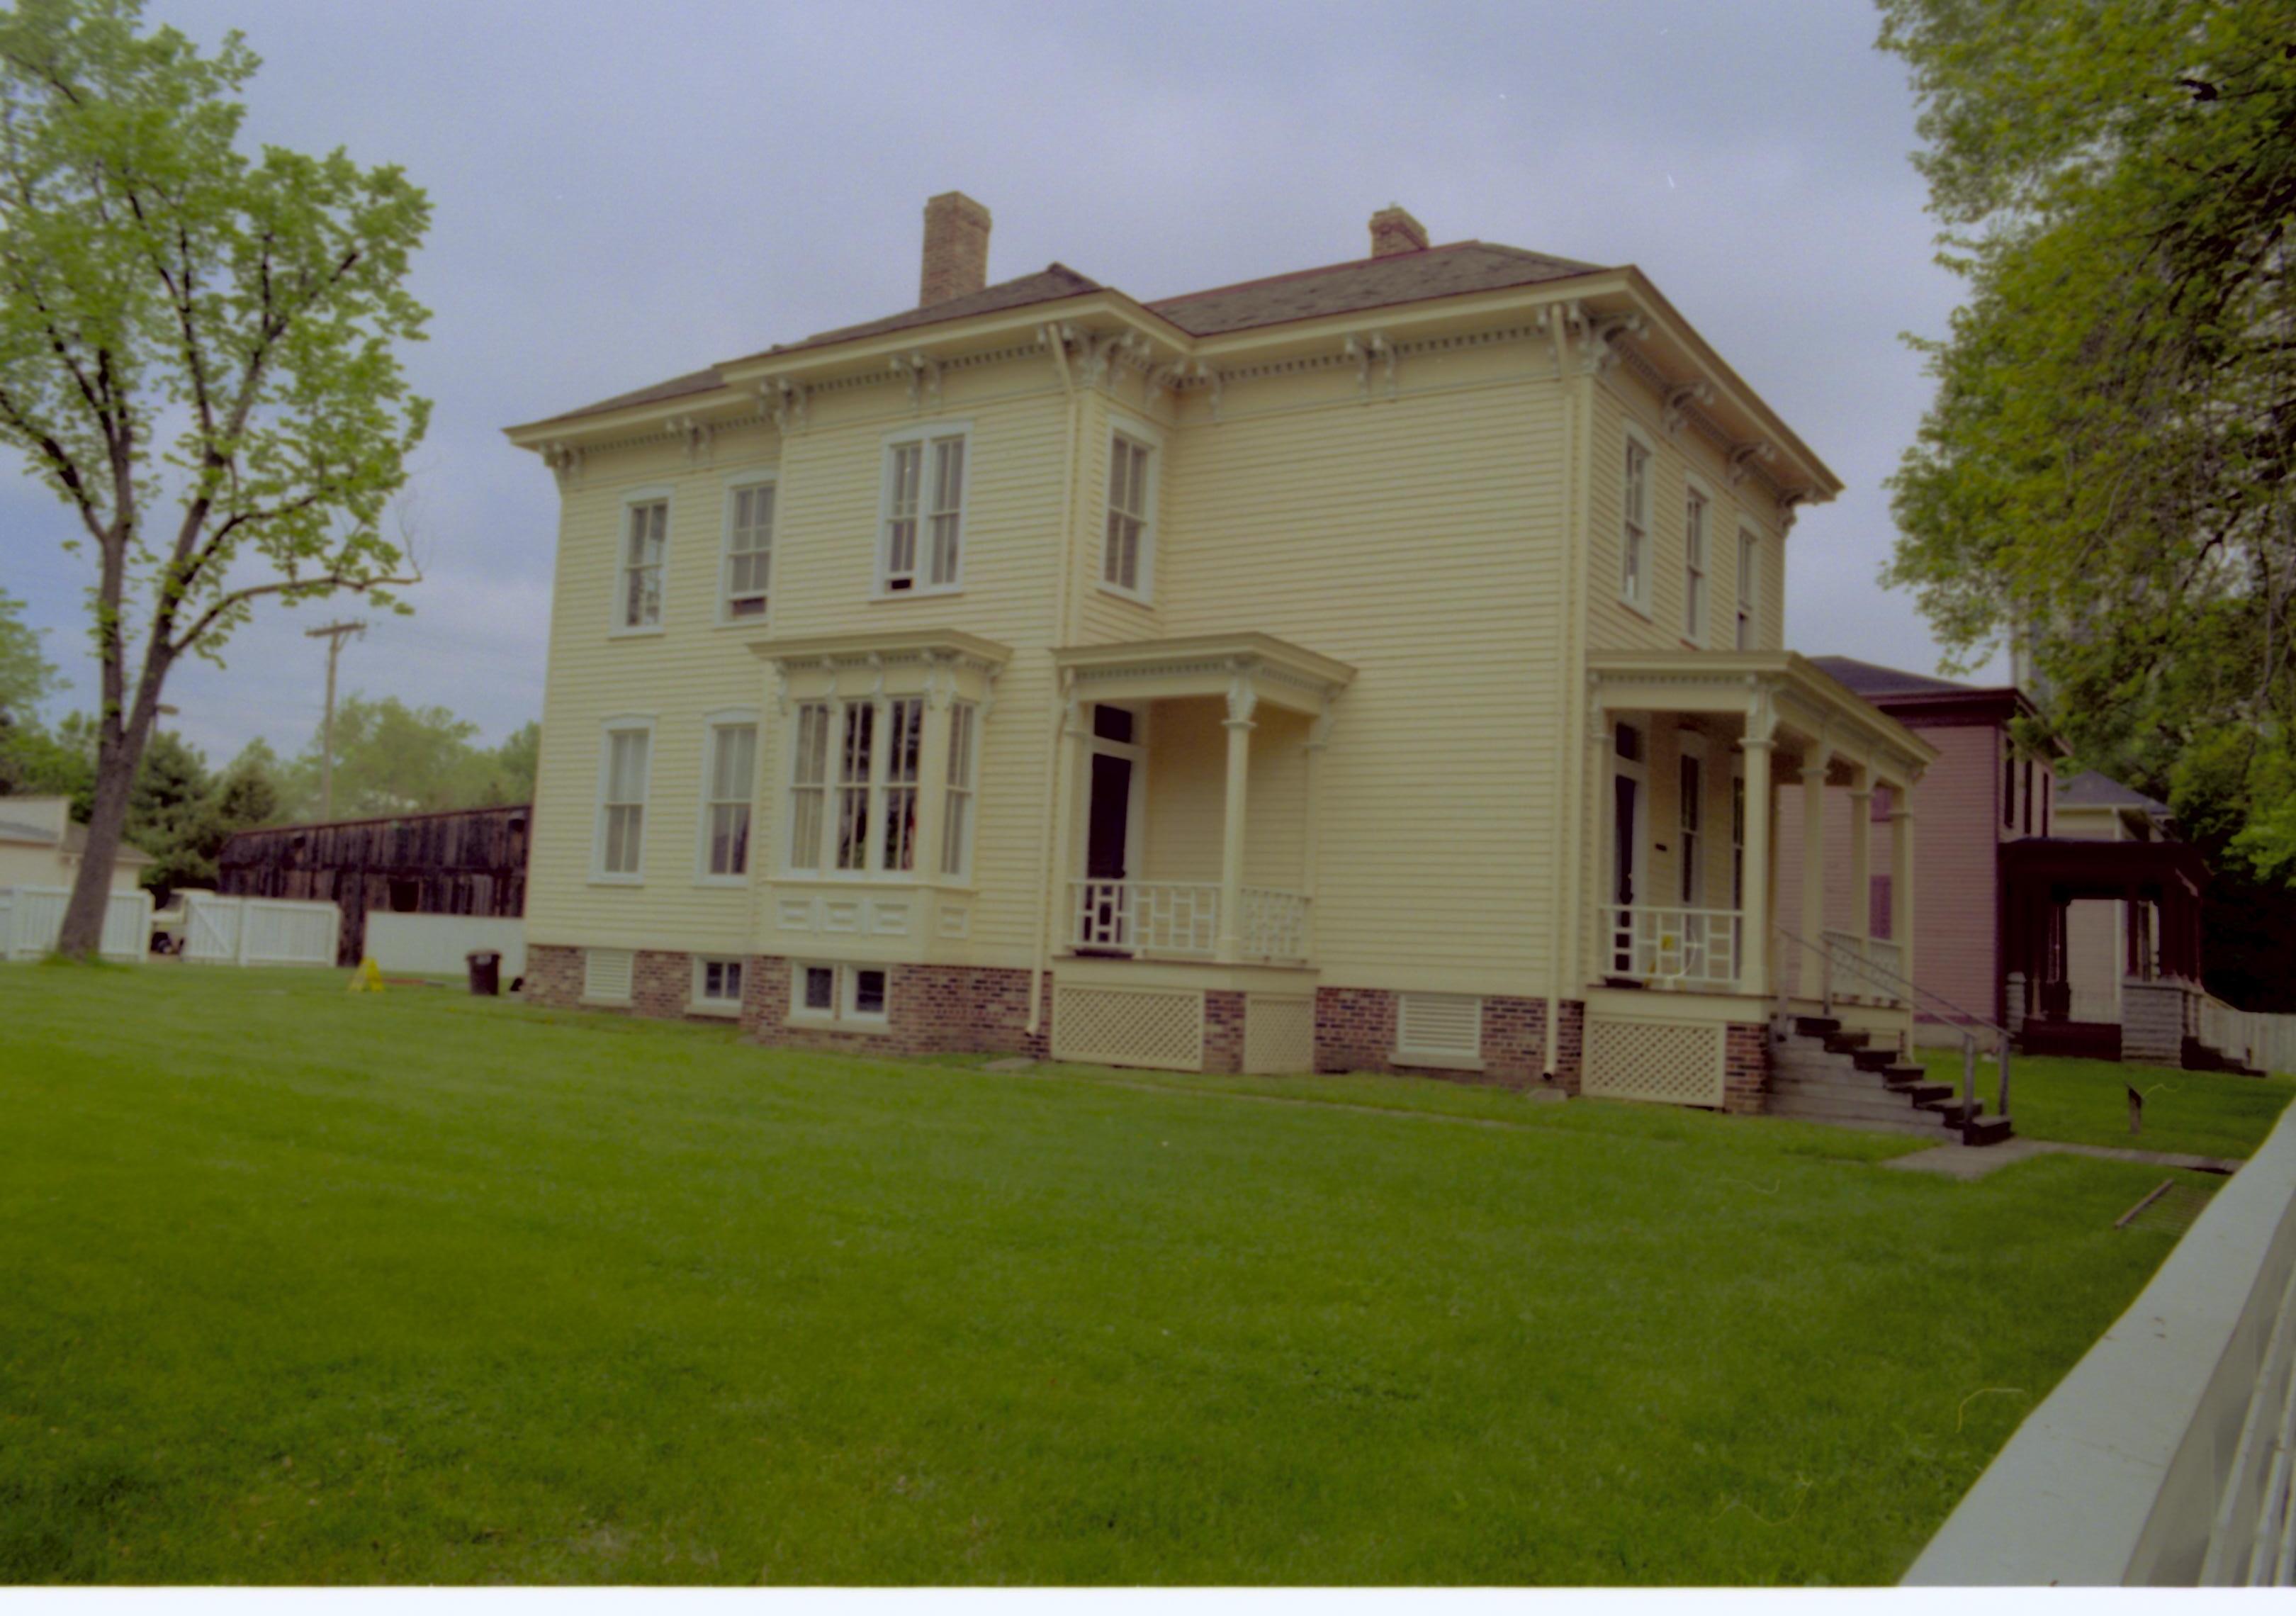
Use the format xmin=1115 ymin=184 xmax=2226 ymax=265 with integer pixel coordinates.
xmin=1582 ymin=1016 xmax=1726 ymax=1107
xmin=1244 ymin=995 xmax=1315 ymax=1074
xmin=1052 ymin=986 xmax=1205 ymax=1071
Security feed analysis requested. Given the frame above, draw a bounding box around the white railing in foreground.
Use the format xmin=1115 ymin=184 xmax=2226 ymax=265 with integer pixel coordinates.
xmin=1069 ymin=880 xmax=1310 ymax=963
xmin=1905 ymin=1103 xmax=2296 ymax=1586
xmin=1603 ymin=903 xmax=1740 ymax=989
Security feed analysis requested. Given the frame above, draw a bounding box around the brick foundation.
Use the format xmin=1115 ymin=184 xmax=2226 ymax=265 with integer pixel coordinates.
xmin=1722 ymin=1022 xmax=1771 ymax=1114
xmin=523 ymin=942 xmax=584 ymax=1009
xmin=738 ymin=955 xmax=1052 ymax=1060
xmin=1313 ymin=987 xmax=1582 ymax=1092
xmin=1203 ymin=989 xmax=1247 ymax=1074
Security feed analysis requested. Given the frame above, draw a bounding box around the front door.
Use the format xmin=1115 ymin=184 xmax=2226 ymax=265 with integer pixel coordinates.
xmin=1077 ymin=748 xmax=1135 ymax=951
xmin=1609 ymin=723 xmax=1647 ymax=975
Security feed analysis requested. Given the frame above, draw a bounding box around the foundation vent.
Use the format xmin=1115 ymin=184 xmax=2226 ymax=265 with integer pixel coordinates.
xmin=1396 ymin=992 xmax=1482 ymax=1068
xmin=1052 ymin=985 xmax=1205 ymax=1071
xmin=1244 ymin=995 xmax=1315 ymax=1074
xmin=583 ymin=947 xmax=634 ymax=1004
xmin=1582 ymin=1016 xmax=1726 ymax=1107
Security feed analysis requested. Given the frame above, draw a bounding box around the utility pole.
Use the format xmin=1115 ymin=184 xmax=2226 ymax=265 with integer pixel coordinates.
xmin=305 ymin=620 xmax=366 ymax=820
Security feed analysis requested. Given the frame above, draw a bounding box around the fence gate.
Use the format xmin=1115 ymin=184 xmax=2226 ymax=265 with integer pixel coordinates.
xmin=182 ymin=893 xmax=242 ymax=963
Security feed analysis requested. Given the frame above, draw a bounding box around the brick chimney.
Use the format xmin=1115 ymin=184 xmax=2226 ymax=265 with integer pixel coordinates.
xmin=1368 ymin=203 xmax=1429 ymax=258
xmin=920 ymin=191 xmax=992 ymax=308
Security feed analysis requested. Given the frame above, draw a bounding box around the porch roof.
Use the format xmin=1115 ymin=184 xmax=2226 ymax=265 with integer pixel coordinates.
xmin=1587 ymin=649 xmax=1937 ymax=787
xmin=1052 ymin=632 xmax=1355 ymax=716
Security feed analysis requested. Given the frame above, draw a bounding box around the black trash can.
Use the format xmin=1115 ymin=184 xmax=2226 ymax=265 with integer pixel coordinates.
xmin=466 ymin=950 xmax=502 ymax=997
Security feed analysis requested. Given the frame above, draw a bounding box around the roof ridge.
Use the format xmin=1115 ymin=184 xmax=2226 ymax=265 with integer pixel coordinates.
xmin=1148 ymin=240 xmax=1486 ymax=308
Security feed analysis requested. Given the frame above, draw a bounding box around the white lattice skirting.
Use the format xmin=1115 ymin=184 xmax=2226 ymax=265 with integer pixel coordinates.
xmin=1052 ymin=985 xmax=1206 ymax=1071
xmin=1582 ymin=1016 xmax=1726 ymax=1107
xmin=1243 ymin=995 xmax=1315 ymax=1074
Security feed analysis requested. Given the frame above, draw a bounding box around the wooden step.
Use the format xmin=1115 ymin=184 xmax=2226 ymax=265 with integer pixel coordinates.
xmin=1822 ymin=1031 xmax=1872 ymax=1054
xmin=1794 ymin=1016 xmax=1841 ymax=1037
xmin=1960 ymin=1116 xmax=2016 ymax=1147
xmin=1850 ymin=1048 xmax=1898 ymax=1072
xmin=1920 ymin=1098 xmax=1985 ymax=1125
xmin=1881 ymin=1064 xmax=1928 ymax=1084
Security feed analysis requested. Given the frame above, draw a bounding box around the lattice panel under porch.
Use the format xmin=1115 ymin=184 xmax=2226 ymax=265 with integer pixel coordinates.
xmin=1582 ymin=1016 xmax=1726 ymax=1107
xmin=1243 ymin=996 xmax=1315 ymax=1074
xmin=1052 ymin=986 xmax=1206 ymax=1071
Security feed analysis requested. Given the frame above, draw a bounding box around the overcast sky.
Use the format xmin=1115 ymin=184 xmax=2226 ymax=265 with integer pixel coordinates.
xmin=2 ymin=0 xmax=1995 ymax=766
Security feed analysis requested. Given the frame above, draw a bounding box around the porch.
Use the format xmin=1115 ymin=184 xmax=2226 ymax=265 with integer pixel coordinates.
xmin=1582 ymin=651 xmax=1936 ymax=1023
xmin=1049 ymin=634 xmax=1353 ymax=970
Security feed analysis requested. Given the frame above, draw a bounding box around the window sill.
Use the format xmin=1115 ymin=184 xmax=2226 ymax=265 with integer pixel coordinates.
xmin=693 ymin=875 xmax=750 ymax=890
xmin=870 ymin=586 xmax=964 ymax=603
xmin=688 ymin=999 xmax=742 ymax=1019
xmin=607 ymin=624 xmax=666 ymax=640
xmin=1617 ymin=597 xmax=1653 ymax=623
xmin=771 ymin=871 xmax=931 ymax=887
xmin=787 ymin=1013 xmax=889 ymax=1033
xmin=1393 ymin=1047 xmax=1485 ymax=1073
xmin=587 ymin=875 xmax=644 ymax=887
xmin=1094 ymin=583 xmax=1154 ymax=608
xmin=713 ymin=616 xmax=770 ymax=632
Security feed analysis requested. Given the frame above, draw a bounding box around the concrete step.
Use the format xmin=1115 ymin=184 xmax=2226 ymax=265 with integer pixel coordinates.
xmin=1851 ymin=1048 xmax=1900 ymax=1072
xmin=1919 ymin=1097 xmax=1986 ymax=1125
xmin=1881 ymin=1063 xmax=1929 ymax=1084
xmin=1794 ymin=1015 xmax=1842 ymax=1037
xmin=1823 ymin=1031 xmax=1874 ymax=1055
xmin=1771 ymin=1071 xmax=1903 ymax=1098
xmin=1766 ymin=1100 xmax=1949 ymax=1138
xmin=1769 ymin=1089 xmax=1940 ymax=1126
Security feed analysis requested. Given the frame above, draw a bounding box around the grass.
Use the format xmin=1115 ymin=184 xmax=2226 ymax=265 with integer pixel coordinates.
xmin=1915 ymin=1045 xmax=2295 ymax=1162
xmin=0 ymin=964 xmax=2241 ymax=1585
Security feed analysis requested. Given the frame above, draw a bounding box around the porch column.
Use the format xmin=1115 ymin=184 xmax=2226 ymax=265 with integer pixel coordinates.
xmin=1050 ymin=684 xmax=1089 ymax=951
xmin=1738 ymin=734 xmax=1772 ymax=996
xmin=1891 ymin=792 xmax=1916 ymax=995
xmin=1215 ymin=672 xmax=1256 ymax=963
xmin=1800 ymin=745 xmax=1831 ymax=996
xmin=1847 ymin=767 xmax=1874 ymax=958
xmin=1300 ymin=700 xmax=1333 ymax=956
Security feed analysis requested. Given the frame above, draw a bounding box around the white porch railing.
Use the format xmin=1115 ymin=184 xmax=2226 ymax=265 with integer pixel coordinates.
xmin=1603 ymin=903 xmax=1740 ymax=989
xmin=1821 ymin=928 xmax=1910 ymax=1008
xmin=1069 ymin=880 xmax=1310 ymax=963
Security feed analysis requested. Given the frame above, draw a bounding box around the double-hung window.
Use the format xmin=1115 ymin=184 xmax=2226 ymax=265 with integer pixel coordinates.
xmin=942 ymin=702 xmax=979 ymax=880
xmin=1735 ymin=530 xmax=1758 ymax=650
xmin=794 ymin=696 xmax=927 ymax=876
xmin=792 ymin=961 xmax=889 ymax=1027
xmin=596 ymin=722 xmax=652 ymax=879
xmin=620 ymin=498 xmax=668 ymax=630
xmin=701 ymin=719 xmax=758 ymax=880
xmin=723 ymin=479 xmax=774 ymax=620
xmin=1103 ymin=432 xmax=1154 ymax=597
xmin=882 ymin=426 xmax=967 ymax=593
xmin=1621 ymin=438 xmax=1650 ymax=611
xmin=1683 ymin=489 xmax=1709 ymax=644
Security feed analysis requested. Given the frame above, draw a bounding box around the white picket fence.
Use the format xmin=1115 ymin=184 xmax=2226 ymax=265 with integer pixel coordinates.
xmin=181 ymin=892 xmax=339 ymax=967
xmin=0 ymin=885 xmax=153 ymax=963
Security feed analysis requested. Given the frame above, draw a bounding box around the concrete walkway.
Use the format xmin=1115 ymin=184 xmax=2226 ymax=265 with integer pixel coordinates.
xmin=1885 ymin=1135 xmax=2242 ymax=1180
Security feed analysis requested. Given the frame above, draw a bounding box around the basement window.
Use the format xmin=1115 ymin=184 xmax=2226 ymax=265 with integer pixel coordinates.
xmin=692 ymin=956 xmax=744 ymax=1017
xmin=790 ymin=961 xmax=890 ymax=1028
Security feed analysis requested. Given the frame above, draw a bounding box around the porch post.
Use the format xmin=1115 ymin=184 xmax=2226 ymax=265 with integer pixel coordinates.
xmin=1215 ymin=670 xmax=1257 ymax=963
xmin=1738 ymin=734 xmax=1772 ymax=996
xmin=1799 ymin=744 xmax=1831 ymax=997
xmin=1300 ymin=700 xmax=1333 ymax=956
xmin=1891 ymin=790 xmax=1916 ymax=997
xmin=1847 ymin=767 xmax=1874 ymax=967
xmin=1050 ymin=684 xmax=1089 ymax=952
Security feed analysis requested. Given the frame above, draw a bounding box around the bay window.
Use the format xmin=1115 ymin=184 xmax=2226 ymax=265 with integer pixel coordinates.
xmin=789 ymin=693 xmax=950 ymax=877
xmin=942 ymin=702 xmax=978 ymax=880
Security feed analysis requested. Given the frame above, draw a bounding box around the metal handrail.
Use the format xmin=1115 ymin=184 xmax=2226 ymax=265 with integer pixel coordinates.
xmin=1772 ymin=922 xmax=2013 ymax=1127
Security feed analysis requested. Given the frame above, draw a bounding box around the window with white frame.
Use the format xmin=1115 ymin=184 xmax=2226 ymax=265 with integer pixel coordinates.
xmin=1679 ymin=753 xmax=1703 ymax=904
xmin=882 ymin=427 xmax=967 ymax=593
xmin=723 ymin=480 xmax=774 ymax=620
xmin=790 ymin=695 xmax=932 ymax=877
xmin=620 ymin=498 xmax=668 ymax=629
xmin=1621 ymin=437 xmax=1650 ymax=610
xmin=787 ymin=703 xmax=830 ymax=872
xmin=1103 ymin=433 xmax=1154 ymax=596
xmin=791 ymin=961 xmax=889 ymax=1026
xmin=693 ymin=957 xmax=743 ymax=1013
xmin=701 ymin=719 xmax=758 ymax=879
xmin=1684 ymin=489 xmax=1709 ymax=644
xmin=597 ymin=722 xmax=652 ymax=878
xmin=1735 ymin=529 xmax=1758 ymax=650
xmin=942 ymin=701 xmax=978 ymax=880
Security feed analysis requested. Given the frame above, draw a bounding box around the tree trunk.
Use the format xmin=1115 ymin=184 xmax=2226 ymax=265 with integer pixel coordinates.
xmin=55 ymin=687 xmax=160 ymax=960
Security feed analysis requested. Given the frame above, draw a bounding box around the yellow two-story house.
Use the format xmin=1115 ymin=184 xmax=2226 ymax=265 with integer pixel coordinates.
xmin=505 ymin=195 xmax=1937 ymax=1116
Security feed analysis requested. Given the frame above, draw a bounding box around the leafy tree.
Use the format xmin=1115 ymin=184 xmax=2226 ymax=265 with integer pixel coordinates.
xmin=0 ymin=709 xmax=96 ymax=812
xmin=0 ymin=0 xmax=431 ymax=956
xmin=123 ymin=726 xmax=209 ymax=887
xmin=277 ymin=695 xmax=531 ymax=819
xmin=0 ymin=588 xmax=58 ymax=728
xmin=140 ymin=741 xmax=279 ymax=899
xmin=1877 ymin=1 xmax=2296 ymax=873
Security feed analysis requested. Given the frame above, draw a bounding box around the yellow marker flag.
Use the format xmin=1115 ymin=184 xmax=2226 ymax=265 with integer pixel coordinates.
xmin=349 ymin=956 xmax=386 ymax=993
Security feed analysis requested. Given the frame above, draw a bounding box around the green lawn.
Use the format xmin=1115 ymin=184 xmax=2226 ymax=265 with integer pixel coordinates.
xmin=1915 ymin=1045 xmax=2296 ymax=1161
xmin=0 ymin=965 xmax=2240 ymax=1585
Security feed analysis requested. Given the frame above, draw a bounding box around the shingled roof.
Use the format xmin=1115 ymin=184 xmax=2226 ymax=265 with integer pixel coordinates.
xmin=2057 ymin=770 xmax=2170 ymax=814
xmin=528 ymin=240 xmax=1609 ymax=430
xmin=1808 ymin=656 xmax=1979 ymax=700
